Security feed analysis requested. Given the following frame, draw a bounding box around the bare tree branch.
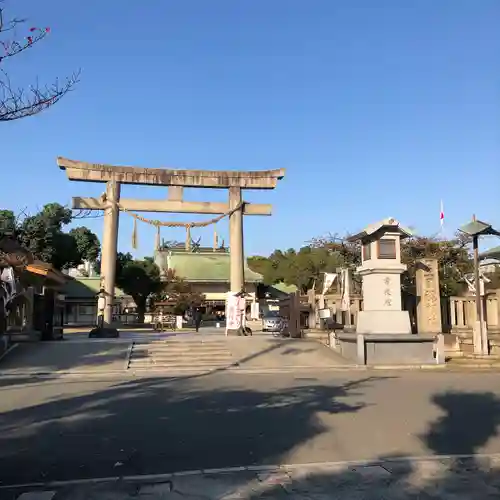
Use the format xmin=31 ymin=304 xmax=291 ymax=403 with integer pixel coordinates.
xmin=0 ymin=2 xmax=79 ymax=122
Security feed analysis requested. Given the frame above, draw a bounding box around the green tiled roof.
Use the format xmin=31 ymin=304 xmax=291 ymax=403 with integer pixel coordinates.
xmin=61 ymin=277 xmax=127 ymax=299
xmin=155 ymin=251 xmax=263 ymax=283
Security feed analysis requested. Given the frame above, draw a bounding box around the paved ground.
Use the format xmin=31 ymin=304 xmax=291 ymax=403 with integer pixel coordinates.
xmin=0 ymin=330 xmax=349 ymax=376
xmin=3 ymin=456 xmax=500 ymax=499
xmin=2 ymin=370 xmax=500 ymax=490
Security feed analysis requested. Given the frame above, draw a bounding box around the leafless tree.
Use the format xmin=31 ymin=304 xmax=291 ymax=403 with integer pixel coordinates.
xmin=0 ymin=2 xmax=79 ymax=121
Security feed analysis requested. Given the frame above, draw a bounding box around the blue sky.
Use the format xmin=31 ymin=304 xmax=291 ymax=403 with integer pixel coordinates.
xmin=2 ymin=0 xmax=499 ymax=257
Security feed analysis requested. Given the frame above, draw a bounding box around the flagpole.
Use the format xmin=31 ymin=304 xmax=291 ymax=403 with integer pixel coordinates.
xmin=439 ymin=200 xmax=445 ymax=238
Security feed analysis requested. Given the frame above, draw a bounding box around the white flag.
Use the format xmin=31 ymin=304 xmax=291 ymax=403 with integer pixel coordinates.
xmin=340 ymin=268 xmax=351 ymax=311
xmin=322 ymin=273 xmax=337 ymax=296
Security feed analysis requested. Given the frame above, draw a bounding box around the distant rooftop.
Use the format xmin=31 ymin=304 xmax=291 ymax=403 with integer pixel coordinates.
xmin=481 ymin=246 xmax=500 ymax=260
xmin=61 ymin=276 xmax=127 ymax=299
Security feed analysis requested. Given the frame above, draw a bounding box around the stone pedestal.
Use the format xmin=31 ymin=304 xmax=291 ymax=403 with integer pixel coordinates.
xmin=356 ymin=310 xmax=412 ymax=334
xmin=356 ymin=266 xmax=411 ymax=334
xmin=332 ymin=332 xmax=439 ymax=365
xmin=416 ymin=259 xmax=442 ymax=334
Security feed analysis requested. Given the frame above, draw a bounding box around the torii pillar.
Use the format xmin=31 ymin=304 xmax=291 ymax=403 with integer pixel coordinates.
xmin=57 ymin=157 xmax=284 ymax=328
xmin=229 ymin=186 xmax=244 ymax=294
xmin=101 ymin=180 xmax=121 ymax=325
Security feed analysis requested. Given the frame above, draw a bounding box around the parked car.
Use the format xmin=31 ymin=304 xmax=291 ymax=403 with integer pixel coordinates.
xmin=262 ymin=312 xmax=284 ymax=332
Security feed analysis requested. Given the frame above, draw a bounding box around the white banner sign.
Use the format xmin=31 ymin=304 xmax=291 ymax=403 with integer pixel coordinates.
xmin=340 ymin=268 xmax=351 ymax=311
xmin=250 ymin=301 xmax=260 ymax=320
xmin=0 ymin=267 xmax=16 ymax=309
xmin=226 ymin=293 xmax=246 ymax=331
xmin=322 ymin=273 xmax=337 ymax=296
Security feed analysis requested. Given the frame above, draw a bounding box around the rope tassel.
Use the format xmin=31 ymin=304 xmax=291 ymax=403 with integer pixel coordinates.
xmin=132 ymin=217 xmax=138 ymax=249
xmin=117 ymin=201 xmax=244 ymax=228
xmin=114 ymin=200 xmax=245 ymax=252
xmin=185 ymin=225 xmax=191 ymax=251
xmin=213 ymin=225 xmax=218 ymax=251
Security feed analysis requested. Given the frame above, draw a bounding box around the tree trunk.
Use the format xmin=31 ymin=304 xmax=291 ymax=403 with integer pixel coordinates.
xmin=135 ymin=297 xmax=147 ymax=324
xmin=136 ymin=305 xmax=145 ymax=324
xmin=0 ymin=303 xmax=5 ymax=335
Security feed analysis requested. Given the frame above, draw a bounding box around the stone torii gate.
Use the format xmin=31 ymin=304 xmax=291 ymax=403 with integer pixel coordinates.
xmin=57 ymin=157 xmax=284 ymax=330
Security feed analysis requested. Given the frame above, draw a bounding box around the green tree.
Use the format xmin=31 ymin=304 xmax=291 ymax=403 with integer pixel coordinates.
xmin=0 ymin=210 xmax=17 ymax=235
xmin=247 ymin=256 xmax=274 ymax=284
xmin=308 ymin=233 xmax=361 ymax=268
xmin=69 ymin=227 xmax=100 ymax=263
xmin=0 ymin=204 xmax=100 ymax=270
xmin=114 ymin=254 xmax=163 ymax=323
xmin=248 ymin=244 xmax=354 ymax=293
xmin=400 ymin=234 xmax=473 ymax=297
xmin=153 ymin=269 xmax=205 ymax=315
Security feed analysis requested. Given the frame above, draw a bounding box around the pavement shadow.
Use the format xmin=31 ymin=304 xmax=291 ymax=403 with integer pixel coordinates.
xmin=0 ymin=341 xmax=130 ymax=374
xmin=0 ymin=375 xmax=385 ymax=486
xmin=246 ymin=390 xmax=500 ymax=498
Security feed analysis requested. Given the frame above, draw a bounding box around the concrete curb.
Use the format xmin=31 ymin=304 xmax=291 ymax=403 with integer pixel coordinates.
xmin=2 ymin=453 xmax=499 ymax=490
xmin=0 ymin=365 xmax=476 ymax=380
xmin=0 ymin=363 xmax=454 ymax=379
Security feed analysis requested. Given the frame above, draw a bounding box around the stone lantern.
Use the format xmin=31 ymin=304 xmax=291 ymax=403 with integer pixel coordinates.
xmin=349 ymin=217 xmax=413 ymax=334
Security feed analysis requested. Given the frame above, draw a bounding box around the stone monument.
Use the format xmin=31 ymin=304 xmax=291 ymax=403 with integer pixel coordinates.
xmin=415 ymin=258 xmax=442 ymax=334
xmin=330 ymin=219 xmax=443 ymax=365
xmin=351 ymin=217 xmax=412 ymax=334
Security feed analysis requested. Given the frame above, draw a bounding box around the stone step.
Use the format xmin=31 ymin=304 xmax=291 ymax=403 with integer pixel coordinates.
xmin=132 ymin=345 xmax=230 ymax=352
xmin=447 ymin=357 xmax=500 ymax=368
xmin=128 ymin=363 xmax=231 ymax=372
xmin=131 ymin=347 xmax=232 ymax=356
xmin=132 ymin=343 xmax=230 ymax=350
xmin=133 ymin=339 xmax=229 ymax=344
xmin=130 ymin=354 xmax=233 ymax=363
xmin=128 ymin=359 xmax=234 ymax=369
xmin=131 ymin=347 xmax=232 ymax=355
xmin=131 ymin=351 xmax=232 ymax=359
xmin=127 ymin=340 xmax=234 ymax=370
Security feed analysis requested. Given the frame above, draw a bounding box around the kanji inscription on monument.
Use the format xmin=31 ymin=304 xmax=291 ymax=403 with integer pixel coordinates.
xmin=383 ymin=277 xmax=392 ymax=307
xmin=416 ymin=258 xmax=442 ymax=334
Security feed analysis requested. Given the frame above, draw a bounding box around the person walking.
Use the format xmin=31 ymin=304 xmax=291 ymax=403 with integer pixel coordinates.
xmin=194 ymin=307 xmax=202 ymax=333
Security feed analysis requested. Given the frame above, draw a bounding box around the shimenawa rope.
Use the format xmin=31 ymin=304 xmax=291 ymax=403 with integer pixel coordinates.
xmin=99 ymin=193 xmax=244 ymax=250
